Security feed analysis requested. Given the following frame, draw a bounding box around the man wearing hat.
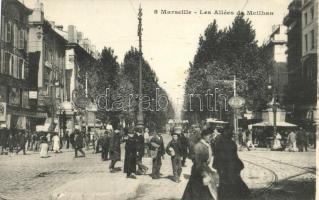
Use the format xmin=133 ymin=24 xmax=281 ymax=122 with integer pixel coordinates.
xmin=149 ymin=131 xmax=165 ymax=179
xmin=166 ymin=131 xmax=183 ymax=183
xmin=101 ymin=129 xmax=110 ymax=161
xmin=109 ymin=129 xmax=121 ymax=172
xmin=74 ymin=129 xmax=85 ymax=158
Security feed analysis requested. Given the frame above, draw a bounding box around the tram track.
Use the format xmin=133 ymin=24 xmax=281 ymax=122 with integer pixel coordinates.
xmin=242 ymin=159 xmax=278 ymax=197
xmin=241 ymin=152 xmax=315 ymax=198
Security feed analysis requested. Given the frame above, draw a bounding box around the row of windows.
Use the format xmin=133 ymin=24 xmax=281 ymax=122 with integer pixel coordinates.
xmin=304 ymin=29 xmax=316 ymax=52
xmin=304 ymin=6 xmax=315 ymax=26
xmin=0 ymin=49 xmax=27 ymax=79
xmin=1 ymin=16 xmax=27 ymax=50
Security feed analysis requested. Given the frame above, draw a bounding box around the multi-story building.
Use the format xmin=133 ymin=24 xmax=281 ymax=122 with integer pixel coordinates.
xmin=300 ymin=0 xmax=318 ymax=124
xmin=265 ymin=25 xmax=288 ymax=105
xmin=0 ymin=0 xmax=39 ymax=130
xmin=283 ymin=0 xmax=303 ymax=122
xmin=28 ymin=0 xmax=67 ymax=131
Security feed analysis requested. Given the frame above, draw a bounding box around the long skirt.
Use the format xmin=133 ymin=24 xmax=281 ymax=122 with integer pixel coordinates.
xmin=182 ymin=173 xmax=215 ymax=200
xmin=40 ymin=143 xmax=48 ymax=158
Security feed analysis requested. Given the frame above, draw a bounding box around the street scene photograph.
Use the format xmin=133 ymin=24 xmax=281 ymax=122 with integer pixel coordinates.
xmin=0 ymin=0 xmax=317 ymax=199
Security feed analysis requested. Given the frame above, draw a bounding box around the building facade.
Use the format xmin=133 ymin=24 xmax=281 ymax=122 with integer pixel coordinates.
xmin=265 ymin=25 xmax=288 ymax=105
xmin=0 ymin=0 xmax=37 ymax=130
xmin=283 ymin=0 xmax=303 ymax=122
xmin=28 ymin=0 xmax=67 ymax=131
xmin=300 ymin=0 xmax=318 ymax=124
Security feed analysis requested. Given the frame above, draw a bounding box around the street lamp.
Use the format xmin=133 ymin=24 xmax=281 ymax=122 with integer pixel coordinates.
xmin=136 ymin=5 xmax=144 ymax=129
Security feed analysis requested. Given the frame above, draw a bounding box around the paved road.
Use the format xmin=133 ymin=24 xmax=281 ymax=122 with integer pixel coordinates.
xmin=0 ymin=134 xmax=315 ymax=200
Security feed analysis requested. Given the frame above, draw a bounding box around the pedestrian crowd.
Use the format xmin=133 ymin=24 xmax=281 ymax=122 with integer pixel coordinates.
xmin=237 ymin=126 xmax=315 ymax=152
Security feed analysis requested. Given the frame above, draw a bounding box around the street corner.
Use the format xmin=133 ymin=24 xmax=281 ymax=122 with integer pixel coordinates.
xmin=50 ymin=175 xmax=140 ymax=200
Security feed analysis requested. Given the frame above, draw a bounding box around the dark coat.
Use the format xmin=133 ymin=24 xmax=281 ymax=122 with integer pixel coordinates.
xmin=101 ymin=134 xmax=110 ymax=148
xmin=18 ymin=134 xmax=26 ymax=146
xmin=179 ymin=134 xmax=190 ymax=157
xmin=75 ymin=133 xmax=84 ymax=149
xmin=7 ymin=136 xmax=15 ymax=149
xmin=149 ymin=134 xmax=165 ymax=156
xmin=166 ymin=139 xmax=183 ymax=158
xmin=213 ymin=135 xmax=250 ymax=200
xmin=135 ymin=133 xmax=145 ymax=157
xmin=296 ymin=130 xmax=306 ymax=145
xmin=109 ymin=132 xmax=121 ymax=161
xmin=182 ymin=140 xmax=215 ymax=200
xmin=124 ymin=135 xmax=137 ymax=174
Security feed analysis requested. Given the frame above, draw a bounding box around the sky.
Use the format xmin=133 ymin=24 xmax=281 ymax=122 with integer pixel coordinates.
xmin=23 ymin=0 xmax=291 ymax=119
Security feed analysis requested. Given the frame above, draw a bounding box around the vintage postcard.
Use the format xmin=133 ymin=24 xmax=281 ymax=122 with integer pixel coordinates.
xmin=0 ymin=0 xmax=317 ymax=199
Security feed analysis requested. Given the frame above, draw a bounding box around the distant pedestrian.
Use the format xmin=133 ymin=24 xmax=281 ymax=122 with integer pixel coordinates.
xmin=46 ymin=132 xmax=52 ymax=151
xmin=109 ymin=129 xmax=121 ymax=172
xmin=166 ymin=132 xmax=183 ymax=183
xmin=149 ymin=131 xmax=165 ymax=179
xmin=287 ymin=130 xmax=297 ymax=152
xmin=213 ymin=127 xmax=250 ymax=200
xmin=135 ymin=127 xmax=148 ymax=175
xmin=272 ymin=132 xmax=282 ymax=151
xmin=70 ymin=131 xmax=75 ymax=149
xmin=296 ymin=127 xmax=306 ymax=152
xmin=124 ymin=131 xmax=137 ymax=179
xmin=304 ymin=130 xmax=309 ymax=152
xmin=246 ymin=129 xmax=255 ymax=150
xmin=101 ymin=130 xmax=110 ymax=161
xmin=144 ymin=127 xmax=150 ymax=157
xmin=179 ymin=131 xmax=190 ymax=167
xmin=16 ymin=132 xmax=26 ymax=155
xmin=39 ymin=136 xmax=49 ymax=158
xmin=7 ymin=133 xmax=15 ymax=156
xmin=52 ymin=133 xmax=60 ymax=153
xmin=74 ymin=130 xmax=85 ymax=158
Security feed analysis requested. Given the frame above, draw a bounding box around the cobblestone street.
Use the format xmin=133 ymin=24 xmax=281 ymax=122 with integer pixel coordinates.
xmin=0 ymin=134 xmax=316 ymax=200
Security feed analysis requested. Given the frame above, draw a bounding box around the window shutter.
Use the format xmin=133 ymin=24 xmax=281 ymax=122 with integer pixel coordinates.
xmin=1 ymin=16 xmax=5 ymax=41
xmin=14 ymin=24 xmax=18 ymax=47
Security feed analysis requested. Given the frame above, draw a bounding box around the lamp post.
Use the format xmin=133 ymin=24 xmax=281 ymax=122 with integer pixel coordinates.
xmin=136 ymin=5 xmax=144 ymax=129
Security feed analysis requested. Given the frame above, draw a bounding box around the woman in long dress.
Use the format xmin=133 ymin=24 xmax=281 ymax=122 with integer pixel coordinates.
xmin=52 ymin=133 xmax=60 ymax=153
xmin=40 ymin=136 xmax=49 ymax=158
xmin=272 ymin=132 xmax=282 ymax=150
xmin=182 ymin=129 xmax=217 ymax=200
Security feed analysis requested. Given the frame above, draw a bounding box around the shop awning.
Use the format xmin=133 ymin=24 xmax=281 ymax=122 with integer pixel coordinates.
xmin=251 ymin=121 xmax=297 ymax=127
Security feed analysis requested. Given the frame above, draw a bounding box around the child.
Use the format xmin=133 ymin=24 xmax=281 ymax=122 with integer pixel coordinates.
xmin=166 ymin=133 xmax=183 ymax=183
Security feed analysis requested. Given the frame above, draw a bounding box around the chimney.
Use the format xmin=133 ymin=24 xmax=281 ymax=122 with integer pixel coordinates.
xmin=68 ymin=25 xmax=77 ymax=43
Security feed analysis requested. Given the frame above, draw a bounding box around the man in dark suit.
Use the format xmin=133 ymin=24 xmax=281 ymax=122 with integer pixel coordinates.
xmin=74 ymin=130 xmax=85 ymax=158
xmin=16 ymin=131 xmax=26 ymax=155
xmin=101 ymin=130 xmax=110 ymax=161
xmin=135 ymin=127 xmax=148 ymax=175
xmin=149 ymin=131 xmax=165 ymax=179
xmin=109 ymin=129 xmax=122 ymax=172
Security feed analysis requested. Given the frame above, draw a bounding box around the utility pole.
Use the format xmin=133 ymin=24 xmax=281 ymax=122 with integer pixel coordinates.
xmin=136 ymin=4 xmax=144 ymax=129
xmin=85 ymin=72 xmax=88 ymax=133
